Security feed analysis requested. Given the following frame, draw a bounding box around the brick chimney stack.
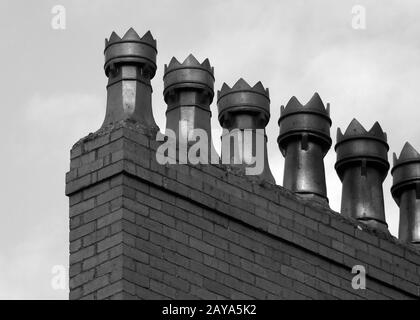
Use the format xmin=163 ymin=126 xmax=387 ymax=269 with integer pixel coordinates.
xmin=66 ymin=28 xmax=420 ymax=300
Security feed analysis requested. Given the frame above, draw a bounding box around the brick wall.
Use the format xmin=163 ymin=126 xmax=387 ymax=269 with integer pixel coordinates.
xmin=66 ymin=122 xmax=420 ymax=300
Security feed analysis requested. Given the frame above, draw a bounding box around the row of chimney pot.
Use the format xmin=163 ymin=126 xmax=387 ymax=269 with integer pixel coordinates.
xmin=99 ymin=28 xmax=420 ymax=248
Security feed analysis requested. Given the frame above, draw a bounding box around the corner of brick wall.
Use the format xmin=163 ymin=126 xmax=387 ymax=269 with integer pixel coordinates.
xmin=66 ymin=122 xmax=420 ymax=300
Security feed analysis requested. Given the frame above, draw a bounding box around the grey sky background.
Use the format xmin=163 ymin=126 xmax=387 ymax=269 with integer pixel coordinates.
xmin=1 ymin=0 xmax=419 ymax=299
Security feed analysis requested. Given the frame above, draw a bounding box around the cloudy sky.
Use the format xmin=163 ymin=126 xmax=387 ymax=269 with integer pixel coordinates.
xmin=1 ymin=0 xmax=419 ymax=299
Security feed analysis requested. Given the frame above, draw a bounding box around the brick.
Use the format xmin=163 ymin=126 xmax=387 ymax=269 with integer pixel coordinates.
xmin=163 ymin=274 xmax=190 ymax=292
xmin=135 ymin=192 xmax=162 ymax=210
xmin=136 ymin=286 xmax=168 ymax=300
xmin=368 ymin=266 xmax=393 ymax=284
xmin=379 ymin=239 xmax=405 ymax=257
xmin=177 ymin=221 xmax=202 ymax=239
xmin=203 ymin=231 xmax=228 ymax=250
xmin=367 ymin=245 xmax=393 ymax=264
xmin=150 ymin=280 xmax=176 ymax=299
xmin=229 ymin=265 xmax=254 ymax=284
xmin=203 ymin=255 xmax=229 ymax=273
xmin=241 ymin=258 xmax=267 ymax=278
xmin=70 ymin=270 xmax=95 ymax=289
xmin=318 ymin=245 xmax=344 ymax=264
xmin=150 ymin=209 xmax=175 ymax=227
xmin=294 ymin=213 xmax=318 ymax=231
xmin=281 ymin=265 xmax=307 ymax=283
xmin=331 ymin=218 xmax=355 ymax=236
xmin=229 ymin=243 xmax=253 ymax=261
xmin=82 ymin=227 xmax=110 ymax=247
xmin=343 ymin=235 xmax=367 ymax=252
xmin=70 ymin=198 xmax=95 ymax=217
xmin=189 ymin=237 xmax=215 ymax=255
xmin=356 ymin=249 xmax=380 ymax=268
xmin=69 ymin=287 xmax=83 ymax=300
xmin=123 ymin=268 xmax=149 ymax=287
xmin=124 ymin=245 xmax=149 ymax=264
xmin=163 ymin=178 xmax=190 ymax=198
xmin=108 ymin=243 xmax=124 ymax=258
xmin=255 ymin=205 xmax=279 ymax=224
xmin=97 ymin=209 xmax=123 ymax=229
xmin=267 ymin=224 xmax=294 ymax=242
xmin=405 ymin=249 xmax=420 ymax=266
xmin=70 ymin=221 xmax=96 ymax=242
xmin=255 ymin=277 xmax=283 ymax=296
xmin=162 ymin=202 xmax=188 ymax=221
xmin=70 ymin=239 xmax=82 ymax=253
xmin=248 ymin=193 xmax=269 ymax=210
xmin=70 ymin=245 xmax=95 ymax=265
xmin=97 ymin=282 xmax=123 ymax=300
xmin=97 ymin=234 xmax=123 ymax=253
xmin=83 ymin=275 xmax=110 ymax=295
xmin=191 ymin=189 xmax=216 ymax=209
xmin=188 ymin=214 xmax=214 ymax=232
xmin=69 ymin=191 xmax=83 ymax=207
xmin=332 ymin=240 xmax=356 ymax=256
xmin=177 ymin=171 xmax=203 ymax=191
xmin=278 ymin=193 xmax=305 ymax=213
xmin=163 ymin=249 xmax=189 ymax=268
xmin=293 ymin=233 xmax=318 ymax=253
xmin=78 ymin=158 xmax=104 ymax=178
xmin=83 ymin=203 xmax=110 ymax=223
xmin=161 ymin=226 xmax=188 ymax=244
xmin=97 ymin=186 xmax=123 ymax=206
xmin=97 ymin=161 xmax=124 ymax=181
xmin=291 ymin=256 xmax=315 ymax=275
xmin=241 ymin=282 xmax=267 ymax=299
xmin=203 ymin=278 xmax=231 ymax=298
xmin=83 ymin=250 xmax=109 ymax=271
xmin=191 ymin=285 xmax=218 ymax=300
xmin=176 ymin=266 xmax=203 ymax=287
xmin=304 ymin=205 xmax=330 ymax=224
xmin=190 ymin=260 xmax=216 ymax=280
xmin=137 ymin=262 xmax=163 ymax=281
xmin=96 ymin=257 xmax=122 ymax=277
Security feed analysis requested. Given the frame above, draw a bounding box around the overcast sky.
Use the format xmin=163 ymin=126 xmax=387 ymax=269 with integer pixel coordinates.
xmin=1 ymin=0 xmax=419 ymax=299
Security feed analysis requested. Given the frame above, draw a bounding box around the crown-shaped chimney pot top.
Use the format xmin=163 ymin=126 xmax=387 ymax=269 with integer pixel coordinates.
xmin=336 ymin=119 xmax=387 ymax=145
xmin=164 ymin=54 xmax=214 ymax=75
xmin=217 ymin=78 xmax=270 ymax=126
xmin=335 ymin=119 xmax=389 ymax=181
xmin=105 ymin=28 xmax=157 ymax=49
xmin=393 ymin=142 xmax=420 ymax=167
xmin=104 ymin=28 xmax=157 ymax=78
xmin=280 ymin=92 xmax=330 ymax=120
xmin=391 ymin=142 xmax=420 ymax=196
xmin=217 ymin=78 xmax=269 ymax=101
xmin=278 ymin=93 xmax=332 ymax=154
xmin=163 ymin=54 xmax=215 ymax=102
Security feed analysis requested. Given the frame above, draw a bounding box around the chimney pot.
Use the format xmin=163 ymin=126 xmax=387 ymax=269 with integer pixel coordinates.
xmin=335 ymin=119 xmax=389 ymax=232
xmin=101 ymin=29 xmax=158 ymax=131
xmin=391 ymin=142 xmax=420 ymax=247
xmin=278 ymin=93 xmax=332 ymax=204
xmin=163 ymin=55 xmax=217 ymax=161
xmin=217 ymin=79 xmax=274 ymax=183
